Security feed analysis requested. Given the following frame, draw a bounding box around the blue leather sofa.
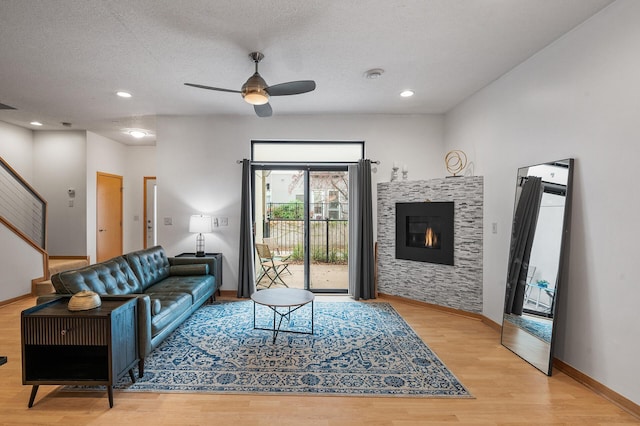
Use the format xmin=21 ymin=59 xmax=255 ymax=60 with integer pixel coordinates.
xmin=40 ymin=245 xmax=217 ymax=377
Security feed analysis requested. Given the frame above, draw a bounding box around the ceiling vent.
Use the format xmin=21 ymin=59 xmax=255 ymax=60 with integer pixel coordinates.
xmin=0 ymin=102 xmax=17 ymax=110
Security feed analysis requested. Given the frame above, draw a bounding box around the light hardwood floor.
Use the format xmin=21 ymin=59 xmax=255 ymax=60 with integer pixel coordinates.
xmin=0 ymin=295 xmax=637 ymax=425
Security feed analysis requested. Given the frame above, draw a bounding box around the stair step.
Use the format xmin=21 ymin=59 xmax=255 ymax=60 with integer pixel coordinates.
xmin=35 ymin=280 xmax=55 ymax=296
xmin=48 ymin=258 xmax=89 ymax=276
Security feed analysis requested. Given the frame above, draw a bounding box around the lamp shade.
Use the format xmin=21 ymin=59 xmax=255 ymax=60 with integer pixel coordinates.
xmin=189 ymin=215 xmax=212 ymax=233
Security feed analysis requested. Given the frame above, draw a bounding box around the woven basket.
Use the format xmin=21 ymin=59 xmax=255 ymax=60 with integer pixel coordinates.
xmin=68 ymin=290 xmax=102 ymax=311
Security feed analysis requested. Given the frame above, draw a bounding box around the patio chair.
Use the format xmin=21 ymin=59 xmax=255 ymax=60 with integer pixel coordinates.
xmin=263 ymin=238 xmax=292 ymax=275
xmin=255 ymin=243 xmax=290 ymax=288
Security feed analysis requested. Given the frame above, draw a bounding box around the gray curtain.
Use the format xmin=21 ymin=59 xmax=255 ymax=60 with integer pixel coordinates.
xmin=505 ymin=176 xmax=543 ymax=315
xmin=348 ymin=159 xmax=375 ymax=300
xmin=237 ymin=159 xmax=255 ymax=298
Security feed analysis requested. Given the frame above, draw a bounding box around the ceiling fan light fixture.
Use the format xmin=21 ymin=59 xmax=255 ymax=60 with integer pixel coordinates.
xmin=243 ymin=90 xmax=270 ymax=105
xmin=242 ymin=73 xmax=270 ymax=105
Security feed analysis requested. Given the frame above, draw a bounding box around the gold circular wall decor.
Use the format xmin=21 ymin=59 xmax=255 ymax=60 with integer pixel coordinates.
xmin=445 ymin=150 xmax=467 ymax=177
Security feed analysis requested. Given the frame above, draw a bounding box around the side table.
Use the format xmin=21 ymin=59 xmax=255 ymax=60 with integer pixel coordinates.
xmin=174 ymin=252 xmax=222 ymax=296
xmin=21 ymin=296 xmax=138 ymax=408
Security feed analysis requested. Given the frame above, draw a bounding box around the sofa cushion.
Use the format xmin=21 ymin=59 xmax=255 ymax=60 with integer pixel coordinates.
xmin=51 ymin=256 xmax=142 ymax=295
xmin=126 ymin=246 xmax=171 ymax=291
xmin=145 ymin=275 xmax=214 ymax=304
xmin=149 ymin=292 xmax=192 ymax=337
xmin=169 ymin=264 xmax=209 ymax=276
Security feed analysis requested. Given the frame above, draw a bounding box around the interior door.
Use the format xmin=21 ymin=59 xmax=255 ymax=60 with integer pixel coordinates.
xmin=97 ymin=172 xmax=123 ymax=262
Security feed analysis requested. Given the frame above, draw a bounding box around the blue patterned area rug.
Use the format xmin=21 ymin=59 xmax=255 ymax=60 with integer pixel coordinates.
xmin=114 ymin=301 xmax=470 ymax=397
xmin=504 ymin=313 xmax=552 ymax=343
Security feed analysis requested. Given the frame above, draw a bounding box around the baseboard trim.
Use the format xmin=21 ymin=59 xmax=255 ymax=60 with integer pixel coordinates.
xmin=553 ymin=359 xmax=640 ymax=419
xmin=219 ymin=290 xmax=241 ymax=298
xmin=481 ymin=316 xmax=502 ymax=333
xmin=0 ymin=293 xmax=32 ymax=307
xmin=377 ymin=292 xmax=484 ymax=321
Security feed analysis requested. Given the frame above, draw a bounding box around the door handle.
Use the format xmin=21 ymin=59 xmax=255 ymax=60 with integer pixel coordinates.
xmin=99 ymin=229 xmax=106 ymax=232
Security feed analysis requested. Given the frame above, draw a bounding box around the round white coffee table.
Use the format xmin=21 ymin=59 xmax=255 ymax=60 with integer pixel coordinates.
xmin=251 ymin=288 xmax=314 ymax=343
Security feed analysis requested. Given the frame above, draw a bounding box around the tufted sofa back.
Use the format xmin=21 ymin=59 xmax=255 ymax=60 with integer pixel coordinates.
xmin=51 ymin=256 xmax=142 ymax=295
xmin=125 ymin=245 xmax=171 ymax=291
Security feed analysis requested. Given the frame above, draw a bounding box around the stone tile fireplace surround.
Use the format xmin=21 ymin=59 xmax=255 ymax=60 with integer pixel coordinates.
xmin=377 ymin=177 xmax=483 ymax=313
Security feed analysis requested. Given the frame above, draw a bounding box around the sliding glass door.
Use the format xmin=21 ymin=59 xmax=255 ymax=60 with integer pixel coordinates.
xmin=253 ymin=166 xmax=349 ymax=293
xmin=308 ymin=170 xmax=349 ymax=291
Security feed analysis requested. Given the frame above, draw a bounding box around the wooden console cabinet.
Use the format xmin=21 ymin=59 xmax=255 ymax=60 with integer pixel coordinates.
xmin=21 ymin=296 xmax=138 ymax=408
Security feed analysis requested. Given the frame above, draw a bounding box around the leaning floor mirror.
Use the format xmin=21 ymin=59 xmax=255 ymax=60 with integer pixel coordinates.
xmin=501 ymin=158 xmax=574 ymax=375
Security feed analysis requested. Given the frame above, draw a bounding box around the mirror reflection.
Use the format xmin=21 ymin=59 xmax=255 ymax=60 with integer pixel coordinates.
xmin=501 ymin=159 xmax=573 ymax=375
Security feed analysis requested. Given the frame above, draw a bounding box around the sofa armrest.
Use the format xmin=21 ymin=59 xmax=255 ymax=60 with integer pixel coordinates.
xmin=135 ymin=294 xmax=153 ymax=358
xmin=169 ymin=257 xmax=217 ymax=279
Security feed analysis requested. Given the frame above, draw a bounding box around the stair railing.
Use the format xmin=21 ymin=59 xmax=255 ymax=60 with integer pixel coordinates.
xmin=0 ymin=155 xmax=47 ymax=250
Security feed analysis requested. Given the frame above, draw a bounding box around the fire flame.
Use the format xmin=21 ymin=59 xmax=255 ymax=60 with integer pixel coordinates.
xmin=425 ymin=228 xmax=438 ymax=247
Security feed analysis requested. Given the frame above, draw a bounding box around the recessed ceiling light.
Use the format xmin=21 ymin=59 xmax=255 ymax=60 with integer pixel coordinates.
xmin=128 ymin=130 xmax=147 ymax=138
xmin=116 ymin=91 xmax=132 ymax=98
xmin=400 ymin=90 xmax=414 ymax=98
xmin=30 ymin=121 xmax=43 ymax=126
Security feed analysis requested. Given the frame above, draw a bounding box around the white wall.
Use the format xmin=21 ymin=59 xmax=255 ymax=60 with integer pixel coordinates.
xmin=33 ymin=130 xmax=87 ymax=256
xmin=86 ymin=131 xmax=128 ymax=262
xmin=0 ymin=122 xmax=45 ymax=298
xmin=444 ymin=0 xmax=639 ymax=404
xmin=0 ymin=121 xmax=34 ymax=179
xmin=156 ymin=114 xmax=444 ymax=291
xmin=1 ymin=127 xmax=152 ymax=263
xmin=123 ymin=146 xmax=157 ymax=253
xmin=0 ymin=223 xmax=44 ymax=300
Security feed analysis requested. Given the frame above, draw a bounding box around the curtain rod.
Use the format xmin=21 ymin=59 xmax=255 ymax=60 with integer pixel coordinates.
xmin=236 ymin=160 xmax=380 ymax=164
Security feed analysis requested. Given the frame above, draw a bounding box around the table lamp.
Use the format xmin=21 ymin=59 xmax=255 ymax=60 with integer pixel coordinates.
xmin=189 ymin=214 xmax=212 ymax=257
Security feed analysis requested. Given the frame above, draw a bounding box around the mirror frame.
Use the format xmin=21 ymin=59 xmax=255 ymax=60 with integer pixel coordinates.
xmin=501 ymin=158 xmax=574 ymax=375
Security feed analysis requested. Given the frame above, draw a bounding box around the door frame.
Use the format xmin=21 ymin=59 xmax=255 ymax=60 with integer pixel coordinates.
xmin=252 ymin=164 xmax=349 ymax=293
xmin=143 ymin=176 xmax=157 ymax=249
xmin=96 ymin=172 xmax=123 ymax=262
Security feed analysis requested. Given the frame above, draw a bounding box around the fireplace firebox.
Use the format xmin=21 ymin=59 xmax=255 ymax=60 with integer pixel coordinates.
xmin=395 ymin=202 xmax=454 ymax=265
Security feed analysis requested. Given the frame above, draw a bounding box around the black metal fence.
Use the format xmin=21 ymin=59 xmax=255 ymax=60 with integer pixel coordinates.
xmin=262 ymin=218 xmax=348 ymax=264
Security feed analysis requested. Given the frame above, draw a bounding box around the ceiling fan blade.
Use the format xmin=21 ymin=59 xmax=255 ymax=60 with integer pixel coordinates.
xmin=266 ymin=80 xmax=316 ymax=96
xmin=254 ymin=103 xmax=272 ymax=118
xmin=184 ymin=83 xmax=241 ymax=93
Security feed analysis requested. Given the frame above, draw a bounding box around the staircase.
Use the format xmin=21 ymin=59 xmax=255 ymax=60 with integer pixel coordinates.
xmin=34 ymin=258 xmax=90 ymax=295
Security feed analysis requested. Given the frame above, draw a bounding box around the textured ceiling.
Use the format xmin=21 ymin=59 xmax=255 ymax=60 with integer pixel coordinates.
xmin=0 ymin=0 xmax=614 ymax=145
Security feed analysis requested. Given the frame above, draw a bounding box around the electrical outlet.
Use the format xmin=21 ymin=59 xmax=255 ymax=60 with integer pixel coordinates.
xmin=164 ymin=217 xmax=172 ymax=226
xmin=492 ymin=222 xmax=498 ymax=234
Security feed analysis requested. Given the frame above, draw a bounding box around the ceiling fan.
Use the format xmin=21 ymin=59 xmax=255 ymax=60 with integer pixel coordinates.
xmin=185 ymin=52 xmax=316 ymax=117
